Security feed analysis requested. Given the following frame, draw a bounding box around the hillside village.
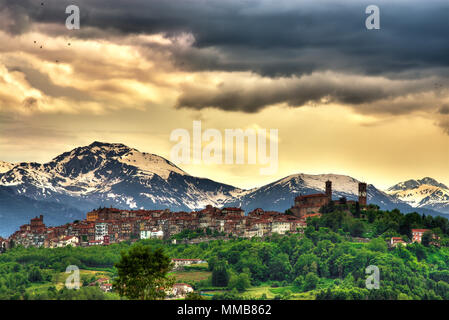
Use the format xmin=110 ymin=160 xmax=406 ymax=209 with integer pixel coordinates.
xmin=0 ymin=181 xmax=435 ymax=251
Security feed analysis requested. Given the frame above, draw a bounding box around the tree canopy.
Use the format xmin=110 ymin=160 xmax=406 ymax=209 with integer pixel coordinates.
xmin=113 ymin=244 xmax=174 ymax=300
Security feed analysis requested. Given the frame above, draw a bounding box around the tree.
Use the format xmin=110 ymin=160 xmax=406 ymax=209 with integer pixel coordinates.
xmin=421 ymin=231 xmax=433 ymax=247
xmin=228 ymin=273 xmax=251 ymax=292
xmin=185 ymin=292 xmax=204 ymax=300
xmin=269 ymin=253 xmax=293 ymax=280
xmin=207 ymin=256 xmax=218 ymax=271
xmin=28 ymin=267 xmax=43 ymax=283
xmin=293 ymin=275 xmax=304 ymax=288
xmin=354 ymin=202 xmax=361 ymax=218
xmin=294 ymin=253 xmax=318 ymax=276
xmin=367 ymin=210 xmax=376 ymax=223
xmin=212 ymin=261 xmax=230 ymax=287
xmin=367 ymin=238 xmax=387 ymax=253
xmin=349 ymin=220 xmax=365 ymax=237
xmin=113 ymin=244 xmax=175 ymax=300
xmin=304 ymin=272 xmax=319 ymax=291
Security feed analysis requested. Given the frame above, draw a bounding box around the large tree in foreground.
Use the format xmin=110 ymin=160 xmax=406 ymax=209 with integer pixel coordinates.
xmin=113 ymin=244 xmax=175 ymax=300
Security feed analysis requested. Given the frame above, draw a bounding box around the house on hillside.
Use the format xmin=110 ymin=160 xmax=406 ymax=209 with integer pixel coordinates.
xmin=171 ymin=258 xmax=205 ymax=270
xmin=412 ymin=229 xmax=430 ymax=243
xmin=57 ymin=235 xmax=79 ymax=247
xmin=169 ymin=283 xmax=194 ymax=298
xmin=390 ymin=237 xmax=406 ymax=247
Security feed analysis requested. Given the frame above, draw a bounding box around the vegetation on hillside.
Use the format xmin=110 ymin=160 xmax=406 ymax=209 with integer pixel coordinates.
xmin=1 ymin=205 xmax=449 ymax=300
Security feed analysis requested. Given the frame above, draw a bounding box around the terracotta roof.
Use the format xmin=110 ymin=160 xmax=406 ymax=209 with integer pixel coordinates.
xmin=61 ymin=235 xmax=76 ymax=241
xmin=174 ymin=283 xmax=193 ymax=287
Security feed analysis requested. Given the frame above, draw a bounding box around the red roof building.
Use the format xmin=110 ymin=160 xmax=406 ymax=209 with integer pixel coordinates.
xmin=412 ymin=229 xmax=431 ymax=243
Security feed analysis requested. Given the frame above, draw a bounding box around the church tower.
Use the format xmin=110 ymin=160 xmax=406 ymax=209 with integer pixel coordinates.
xmin=325 ymin=180 xmax=332 ymax=202
xmin=358 ymin=182 xmax=367 ymax=206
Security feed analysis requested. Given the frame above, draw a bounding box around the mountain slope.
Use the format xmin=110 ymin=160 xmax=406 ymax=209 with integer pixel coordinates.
xmin=0 ymin=142 xmax=445 ymax=236
xmin=0 ymin=161 xmax=14 ymax=174
xmin=387 ymin=177 xmax=449 ymax=214
xmin=223 ymin=173 xmax=438 ymax=215
xmin=0 ymin=186 xmax=84 ymax=236
xmin=0 ymin=142 xmax=242 ymax=235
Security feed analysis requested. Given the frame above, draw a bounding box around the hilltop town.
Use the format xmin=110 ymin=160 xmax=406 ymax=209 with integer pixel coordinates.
xmin=0 ymin=181 xmax=433 ymax=250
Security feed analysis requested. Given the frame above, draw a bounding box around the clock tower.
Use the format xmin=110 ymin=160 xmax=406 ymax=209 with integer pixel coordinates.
xmin=358 ymin=182 xmax=367 ymax=206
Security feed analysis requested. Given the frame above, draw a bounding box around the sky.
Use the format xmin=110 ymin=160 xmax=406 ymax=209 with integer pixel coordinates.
xmin=0 ymin=0 xmax=448 ymax=190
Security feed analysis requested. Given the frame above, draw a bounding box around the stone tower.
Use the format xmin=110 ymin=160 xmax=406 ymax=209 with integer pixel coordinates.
xmin=358 ymin=182 xmax=367 ymax=206
xmin=325 ymin=180 xmax=332 ymax=202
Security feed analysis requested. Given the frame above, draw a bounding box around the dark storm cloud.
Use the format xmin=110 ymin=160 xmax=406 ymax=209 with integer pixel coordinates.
xmin=176 ymin=72 xmax=436 ymax=113
xmin=4 ymin=0 xmax=449 ymax=76
xmin=2 ymin=0 xmax=449 ymax=116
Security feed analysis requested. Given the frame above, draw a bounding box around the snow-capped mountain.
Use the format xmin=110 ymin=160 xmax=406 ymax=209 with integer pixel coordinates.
xmin=0 ymin=141 xmax=240 ymax=210
xmin=0 ymin=142 xmax=444 ymax=236
xmin=223 ymin=173 xmax=434 ymax=215
xmin=0 ymin=161 xmax=14 ymax=174
xmin=387 ymin=177 xmax=449 ymax=214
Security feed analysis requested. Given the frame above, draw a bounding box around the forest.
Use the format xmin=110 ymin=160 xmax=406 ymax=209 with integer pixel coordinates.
xmin=1 ymin=204 xmax=449 ymax=300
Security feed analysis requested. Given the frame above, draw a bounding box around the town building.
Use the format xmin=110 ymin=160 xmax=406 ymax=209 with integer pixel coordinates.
xmin=412 ymin=229 xmax=431 ymax=243
xmin=358 ymin=183 xmax=367 ymax=206
xmin=95 ymin=222 xmax=108 ymax=241
xmin=172 ymin=259 xmax=206 ymax=270
xmin=290 ymin=180 xmax=369 ymax=218
xmin=30 ymin=215 xmax=46 ymax=234
xmin=140 ymin=229 xmax=164 ymax=239
xmin=169 ymin=283 xmax=194 ymax=298
xmin=4 ymin=184 xmax=369 ymax=251
xmin=57 ymin=235 xmax=79 ymax=247
xmin=390 ymin=237 xmax=406 ymax=247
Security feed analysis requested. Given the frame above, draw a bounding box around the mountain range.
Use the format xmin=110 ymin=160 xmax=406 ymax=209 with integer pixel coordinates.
xmin=387 ymin=177 xmax=449 ymax=214
xmin=0 ymin=141 xmax=447 ymax=236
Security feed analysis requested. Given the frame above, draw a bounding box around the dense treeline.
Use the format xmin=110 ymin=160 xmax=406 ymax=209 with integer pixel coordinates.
xmin=317 ymin=203 xmax=449 ymax=242
xmin=1 ymin=206 xmax=449 ymax=300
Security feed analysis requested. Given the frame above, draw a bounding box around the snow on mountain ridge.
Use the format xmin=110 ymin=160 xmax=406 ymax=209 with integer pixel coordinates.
xmin=2 ymin=143 xmax=446 ymax=237
xmin=118 ymin=149 xmax=187 ymax=179
xmin=387 ymin=178 xmax=449 ymax=214
xmin=388 ymin=177 xmax=448 ymax=191
xmin=0 ymin=142 xmax=189 ymax=197
xmin=274 ymin=173 xmax=363 ymax=195
xmin=0 ymin=161 xmax=15 ymax=174
xmin=50 ymin=141 xmax=187 ymax=178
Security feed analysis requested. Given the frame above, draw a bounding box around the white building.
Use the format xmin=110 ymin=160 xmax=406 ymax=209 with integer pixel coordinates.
xmin=271 ymin=221 xmax=291 ymax=235
xmin=172 ymin=259 xmax=206 ymax=270
xmin=95 ymin=223 xmax=108 ymax=241
xmin=170 ymin=283 xmax=194 ymax=298
xmin=140 ymin=229 xmax=164 ymax=239
xmin=57 ymin=235 xmax=79 ymax=247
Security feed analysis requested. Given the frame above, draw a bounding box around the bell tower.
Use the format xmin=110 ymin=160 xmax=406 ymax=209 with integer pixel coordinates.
xmin=358 ymin=182 xmax=367 ymax=206
xmin=325 ymin=180 xmax=332 ymax=202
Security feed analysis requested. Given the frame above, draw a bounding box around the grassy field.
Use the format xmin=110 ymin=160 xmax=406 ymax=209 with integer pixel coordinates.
xmin=199 ymin=285 xmax=318 ymax=300
xmin=25 ymin=268 xmax=114 ymax=296
xmin=24 ymin=265 xmax=320 ymax=300
xmin=171 ymin=270 xmax=212 ymax=282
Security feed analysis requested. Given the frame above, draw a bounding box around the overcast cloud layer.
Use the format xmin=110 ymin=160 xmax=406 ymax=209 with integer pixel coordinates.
xmin=3 ymin=0 xmax=449 ymax=73
xmin=0 ymin=0 xmax=449 ymax=132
